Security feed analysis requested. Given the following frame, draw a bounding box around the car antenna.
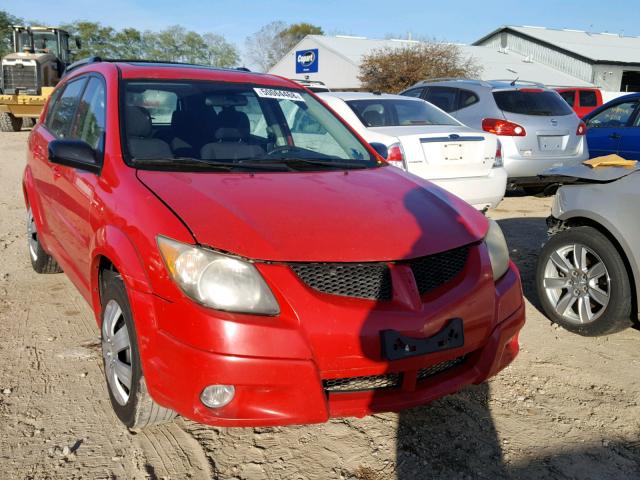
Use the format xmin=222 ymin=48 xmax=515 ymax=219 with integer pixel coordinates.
xmin=510 ymin=76 xmax=519 ymax=86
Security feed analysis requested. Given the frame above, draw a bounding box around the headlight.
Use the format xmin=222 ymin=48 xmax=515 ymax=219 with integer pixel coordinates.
xmin=157 ymin=236 xmax=280 ymax=315
xmin=484 ymin=219 xmax=510 ymax=280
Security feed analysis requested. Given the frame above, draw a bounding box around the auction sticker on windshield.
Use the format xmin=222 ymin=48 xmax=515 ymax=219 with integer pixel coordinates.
xmin=254 ymin=88 xmax=304 ymax=102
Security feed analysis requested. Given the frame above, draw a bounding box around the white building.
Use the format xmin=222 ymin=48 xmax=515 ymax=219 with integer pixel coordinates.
xmin=269 ymin=34 xmax=594 ymax=91
xmin=475 ymin=26 xmax=640 ymax=92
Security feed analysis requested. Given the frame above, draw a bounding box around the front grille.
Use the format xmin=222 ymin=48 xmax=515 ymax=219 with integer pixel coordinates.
xmin=323 ymin=373 xmax=401 ymax=392
xmin=290 ymin=262 xmax=392 ymax=300
xmin=323 ymin=355 xmax=468 ymax=394
xmin=2 ymin=65 xmax=37 ymax=92
xmin=417 ymin=355 xmax=467 ymax=382
xmin=407 ymin=245 xmax=470 ymax=295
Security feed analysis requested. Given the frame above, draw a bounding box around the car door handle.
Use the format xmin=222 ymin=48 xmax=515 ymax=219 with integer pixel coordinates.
xmin=609 ymin=133 xmax=621 ymax=139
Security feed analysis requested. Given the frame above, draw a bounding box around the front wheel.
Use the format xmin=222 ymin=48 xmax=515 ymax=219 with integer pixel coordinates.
xmin=0 ymin=112 xmax=23 ymax=132
xmin=101 ymin=270 xmax=176 ymax=430
xmin=536 ymin=226 xmax=633 ymax=336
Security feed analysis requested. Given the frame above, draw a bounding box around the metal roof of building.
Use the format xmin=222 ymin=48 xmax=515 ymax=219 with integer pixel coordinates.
xmin=475 ymin=26 xmax=640 ymax=64
xmin=289 ymin=35 xmax=593 ymax=87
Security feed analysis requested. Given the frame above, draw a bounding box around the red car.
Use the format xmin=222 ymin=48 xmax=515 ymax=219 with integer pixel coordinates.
xmin=23 ymin=59 xmax=525 ymax=429
xmin=555 ymin=87 xmax=603 ymax=118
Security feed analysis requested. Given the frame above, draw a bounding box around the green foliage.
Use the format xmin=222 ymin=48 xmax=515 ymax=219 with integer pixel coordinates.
xmin=0 ymin=10 xmax=22 ymax=59
xmin=62 ymin=21 xmax=239 ymax=67
xmin=0 ymin=8 xmax=240 ymax=67
xmin=246 ymin=21 xmax=323 ymax=72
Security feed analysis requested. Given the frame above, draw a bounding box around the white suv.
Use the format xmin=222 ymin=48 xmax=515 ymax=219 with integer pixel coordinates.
xmin=318 ymin=92 xmax=506 ymax=211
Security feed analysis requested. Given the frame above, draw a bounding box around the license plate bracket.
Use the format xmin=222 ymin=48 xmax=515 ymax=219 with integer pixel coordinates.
xmin=380 ymin=318 xmax=464 ymax=361
xmin=539 ymin=136 xmax=563 ymax=151
xmin=443 ymin=143 xmax=463 ymax=160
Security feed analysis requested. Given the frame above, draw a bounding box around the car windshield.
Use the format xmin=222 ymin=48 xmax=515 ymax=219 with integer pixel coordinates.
xmin=121 ymin=80 xmax=377 ymax=171
xmin=346 ymin=99 xmax=459 ymax=127
xmin=493 ymin=90 xmax=574 ymax=116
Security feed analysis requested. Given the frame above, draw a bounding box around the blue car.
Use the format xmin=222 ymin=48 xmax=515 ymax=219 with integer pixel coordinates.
xmin=584 ymin=93 xmax=640 ymax=159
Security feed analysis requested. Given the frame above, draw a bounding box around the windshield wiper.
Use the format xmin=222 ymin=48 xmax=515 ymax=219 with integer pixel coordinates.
xmin=249 ymin=158 xmax=370 ymax=170
xmin=132 ymin=157 xmax=288 ymax=171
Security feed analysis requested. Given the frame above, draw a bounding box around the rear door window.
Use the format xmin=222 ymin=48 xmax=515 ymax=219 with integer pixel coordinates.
xmin=347 ymin=99 xmax=459 ymax=127
xmin=46 ymin=78 xmax=87 ymax=138
xmin=424 ymin=87 xmax=458 ymax=112
xmin=559 ymin=91 xmax=575 ymax=107
xmin=493 ymin=90 xmax=574 ymax=116
xmin=579 ymin=90 xmax=598 ymax=107
xmin=402 ymin=88 xmax=425 ymax=98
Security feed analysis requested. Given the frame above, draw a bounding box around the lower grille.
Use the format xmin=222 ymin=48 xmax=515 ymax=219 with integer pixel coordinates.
xmin=323 ymin=373 xmax=401 ymax=392
xmin=290 ymin=262 xmax=392 ymax=300
xmin=407 ymin=245 xmax=470 ymax=295
xmin=323 ymin=355 xmax=467 ymax=393
xmin=417 ymin=355 xmax=467 ymax=382
xmin=2 ymin=65 xmax=37 ymax=92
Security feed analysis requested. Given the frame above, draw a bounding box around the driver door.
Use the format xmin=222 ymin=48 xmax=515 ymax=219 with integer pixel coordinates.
xmin=586 ymin=100 xmax=639 ymax=158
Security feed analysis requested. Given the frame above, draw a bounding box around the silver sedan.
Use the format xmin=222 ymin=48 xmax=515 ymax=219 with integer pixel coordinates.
xmin=536 ymin=164 xmax=639 ymax=336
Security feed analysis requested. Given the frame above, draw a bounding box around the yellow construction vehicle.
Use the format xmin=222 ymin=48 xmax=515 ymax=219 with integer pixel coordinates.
xmin=0 ymin=26 xmax=79 ymax=132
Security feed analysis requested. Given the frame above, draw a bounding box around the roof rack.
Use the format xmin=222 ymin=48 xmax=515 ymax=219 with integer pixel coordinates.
xmin=420 ymin=77 xmax=492 ymax=87
xmin=62 ymin=57 xmax=251 ymax=78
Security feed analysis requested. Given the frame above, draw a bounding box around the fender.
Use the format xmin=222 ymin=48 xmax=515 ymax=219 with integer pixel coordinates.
xmin=22 ymin=167 xmax=53 ymax=254
xmin=556 ymin=208 xmax=640 ymax=304
xmin=90 ymin=225 xmax=153 ymax=324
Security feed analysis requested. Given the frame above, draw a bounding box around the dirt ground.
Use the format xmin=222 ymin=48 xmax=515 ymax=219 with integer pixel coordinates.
xmin=1 ymin=130 xmax=639 ymax=480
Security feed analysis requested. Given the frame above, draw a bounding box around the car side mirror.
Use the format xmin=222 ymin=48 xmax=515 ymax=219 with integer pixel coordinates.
xmin=48 ymin=139 xmax=100 ymax=174
xmin=369 ymin=142 xmax=388 ymax=159
xmin=75 ymin=38 xmax=82 ymax=49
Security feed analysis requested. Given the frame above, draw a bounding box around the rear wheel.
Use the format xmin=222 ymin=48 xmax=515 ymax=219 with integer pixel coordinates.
xmin=0 ymin=112 xmax=23 ymax=132
xmin=27 ymin=208 xmax=62 ymax=274
xmin=101 ymin=270 xmax=176 ymax=430
xmin=536 ymin=226 xmax=633 ymax=336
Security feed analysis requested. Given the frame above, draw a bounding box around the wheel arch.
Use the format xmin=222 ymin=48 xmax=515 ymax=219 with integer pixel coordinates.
xmin=555 ymin=214 xmax=639 ymax=321
xmin=90 ymin=225 xmax=153 ymax=325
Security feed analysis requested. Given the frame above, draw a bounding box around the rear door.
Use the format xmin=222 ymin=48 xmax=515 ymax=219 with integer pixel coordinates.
xmin=32 ymin=77 xmax=88 ymax=260
xmin=585 ymin=99 xmax=640 ymax=158
xmin=493 ymin=89 xmax=581 ymax=158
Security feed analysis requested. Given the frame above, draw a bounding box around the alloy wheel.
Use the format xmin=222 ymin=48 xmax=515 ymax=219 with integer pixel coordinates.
xmin=102 ymin=299 xmax=133 ymax=405
xmin=27 ymin=208 xmax=38 ymax=261
xmin=542 ymin=243 xmax=610 ymax=324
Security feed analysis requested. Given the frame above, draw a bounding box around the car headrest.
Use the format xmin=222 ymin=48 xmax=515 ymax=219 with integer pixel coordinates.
xmin=214 ymin=127 xmax=243 ymax=142
xmin=126 ymin=106 xmax=152 ymax=138
xmin=217 ymin=108 xmax=250 ymax=138
xmin=363 ymin=110 xmax=384 ymax=127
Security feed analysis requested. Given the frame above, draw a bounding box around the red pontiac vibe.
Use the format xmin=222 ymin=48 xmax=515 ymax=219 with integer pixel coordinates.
xmin=23 ymin=58 xmax=525 ymax=429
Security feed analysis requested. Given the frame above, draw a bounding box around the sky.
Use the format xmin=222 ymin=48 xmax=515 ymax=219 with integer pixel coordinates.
xmin=3 ymin=0 xmax=637 ymax=51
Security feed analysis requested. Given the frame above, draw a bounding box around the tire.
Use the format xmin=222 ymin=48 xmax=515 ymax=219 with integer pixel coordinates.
xmin=536 ymin=226 xmax=633 ymax=336
xmin=0 ymin=112 xmax=23 ymax=132
xmin=521 ymin=185 xmax=547 ymax=196
xmin=100 ymin=270 xmax=177 ymax=430
xmin=27 ymin=207 xmax=62 ymax=274
xmin=22 ymin=117 xmax=35 ymax=129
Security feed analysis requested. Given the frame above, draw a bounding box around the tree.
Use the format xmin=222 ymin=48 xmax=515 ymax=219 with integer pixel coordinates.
xmin=0 ymin=10 xmax=22 ymax=59
xmin=202 ymin=33 xmax=239 ymax=68
xmin=278 ymin=22 xmax=323 ymax=53
xmin=245 ymin=21 xmax=323 ymax=72
xmin=61 ymin=21 xmax=116 ymax=58
xmin=358 ymin=43 xmax=481 ymax=93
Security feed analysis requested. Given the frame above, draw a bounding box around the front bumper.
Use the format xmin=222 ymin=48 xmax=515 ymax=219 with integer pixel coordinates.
xmin=430 ymin=167 xmax=507 ymax=210
xmin=130 ymin=260 xmax=525 ymax=427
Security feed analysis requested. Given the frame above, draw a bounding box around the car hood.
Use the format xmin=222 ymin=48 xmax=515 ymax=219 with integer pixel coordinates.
xmin=542 ymin=163 xmax=640 ymax=183
xmin=136 ymin=167 xmax=487 ymax=262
